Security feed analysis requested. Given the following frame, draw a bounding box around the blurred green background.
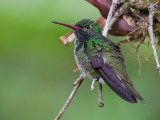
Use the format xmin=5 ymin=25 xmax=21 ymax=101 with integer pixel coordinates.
xmin=0 ymin=0 xmax=160 ymax=120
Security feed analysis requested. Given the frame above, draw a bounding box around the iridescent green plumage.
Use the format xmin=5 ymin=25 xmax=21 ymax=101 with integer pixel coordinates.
xmin=53 ymin=19 xmax=144 ymax=103
xmin=79 ymin=35 xmax=143 ymax=102
xmin=73 ymin=19 xmax=144 ymax=103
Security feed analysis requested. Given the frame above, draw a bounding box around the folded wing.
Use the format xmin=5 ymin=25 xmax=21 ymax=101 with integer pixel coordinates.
xmin=91 ymin=56 xmax=144 ymax=103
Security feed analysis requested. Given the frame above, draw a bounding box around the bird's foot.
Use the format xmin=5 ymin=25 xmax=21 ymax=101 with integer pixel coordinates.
xmin=98 ymin=83 xmax=104 ymax=107
xmin=90 ymin=78 xmax=98 ymax=91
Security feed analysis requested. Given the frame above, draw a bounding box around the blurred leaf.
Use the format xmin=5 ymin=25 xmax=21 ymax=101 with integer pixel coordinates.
xmin=59 ymin=31 xmax=75 ymax=46
xmin=73 ymin=61 xmax=79 ymax=72
xmin=86 ymin=0 xmax=135 ymax=36
xmin=86 ymin=0 xmax=114 ymax=18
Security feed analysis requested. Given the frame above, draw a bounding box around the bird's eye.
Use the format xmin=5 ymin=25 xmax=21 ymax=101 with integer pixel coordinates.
xmin=85 ymin=25 xmax=90 ymax=29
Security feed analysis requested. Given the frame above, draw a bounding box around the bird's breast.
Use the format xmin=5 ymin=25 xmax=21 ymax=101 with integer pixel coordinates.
xmin=74 ymin=46 xmax=99 ymax=79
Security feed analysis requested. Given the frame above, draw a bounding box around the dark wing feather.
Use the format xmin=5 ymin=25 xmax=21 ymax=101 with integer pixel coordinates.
xmin=91 ymin=56 xmax=138 ymax=103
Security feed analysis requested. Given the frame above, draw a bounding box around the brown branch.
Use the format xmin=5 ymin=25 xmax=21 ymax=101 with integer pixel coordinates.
xmin=127 ymin=32 xmax=143 ymax=75
xmin=136 ymin=48 xmax=142 ymax=76
xmin=148 ymin=3 xmax=160 ymax=74
xmin=55 ymin=75 xmax=84 ymax=120
xmin=126 ymin=28 xmax=153 ymax=75
xmin=136 ymin=36 xmax=145 ymax=76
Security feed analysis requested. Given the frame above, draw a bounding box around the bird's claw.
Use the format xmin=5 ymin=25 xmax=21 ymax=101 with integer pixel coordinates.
xmin=90 ymin=78 xmax=98 ymax=91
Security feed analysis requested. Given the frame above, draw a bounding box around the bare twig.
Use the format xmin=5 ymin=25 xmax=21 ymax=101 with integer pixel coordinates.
xmin=73 ymin=74 xmax=84 ymax=86
xmin=135 ymin=36 xmax=145 ymax=75
xmin=98 ymin=83 xmax=104 ymax=107
xmin=55 ymin=76 xmax=84 ymax=120
xmin=148 ymin=3 xmax=160 ymax=74
xmin=102 ymin=0 xmax=119 ymax=36
xmin=126 ymin=29 xmax=153 ymax=75
xmin=136 ymin=48 xmax=142 ymax=76
xmin=90 ymin=78 xmax=98 ymax=91
xmin=102 ymin=1 xmax=132 ymax=37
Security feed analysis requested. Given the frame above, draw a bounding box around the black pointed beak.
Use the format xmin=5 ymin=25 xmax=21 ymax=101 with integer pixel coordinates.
xmin=52 ymin=21 xmax=80 ymax=30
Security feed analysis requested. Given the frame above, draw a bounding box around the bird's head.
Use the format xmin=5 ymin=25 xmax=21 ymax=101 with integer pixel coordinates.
xmin=52 ymin=19 xmax=101 ymax=38
xmin=52 ymin=19 xmax=102 ymax=50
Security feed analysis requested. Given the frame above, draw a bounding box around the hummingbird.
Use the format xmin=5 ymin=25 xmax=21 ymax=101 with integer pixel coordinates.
xmin=53 ymin=19 xmax=144 ymax=103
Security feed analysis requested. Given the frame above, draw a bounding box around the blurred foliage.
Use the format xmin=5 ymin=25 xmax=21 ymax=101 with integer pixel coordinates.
xmin=0 ymin=0 xmax=160 ymax=120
